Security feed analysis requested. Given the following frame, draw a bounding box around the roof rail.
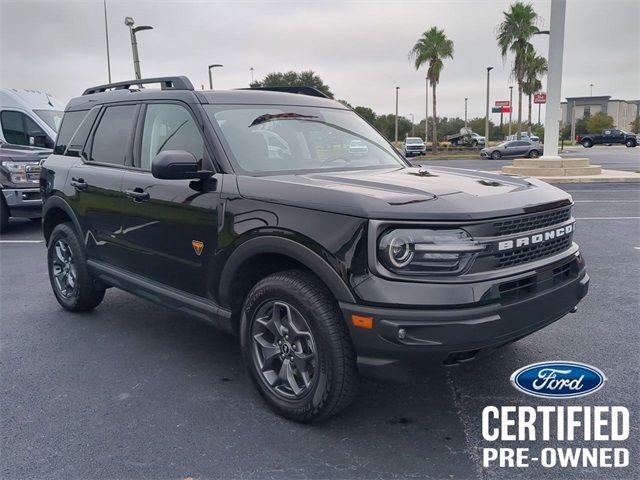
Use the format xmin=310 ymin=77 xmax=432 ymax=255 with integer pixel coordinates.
xmin=82 ymin=76 xmax=194 ymax=95
xmin=239 ymin=86 xmax=330 ymax=99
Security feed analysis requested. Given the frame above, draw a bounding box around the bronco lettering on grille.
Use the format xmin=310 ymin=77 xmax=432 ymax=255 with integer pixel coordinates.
xmin=497 ymin=223 xmax=574 ymax=251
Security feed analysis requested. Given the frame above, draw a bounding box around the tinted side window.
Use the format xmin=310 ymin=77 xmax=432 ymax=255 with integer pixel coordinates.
xmin=90 ymin=105 xmax=137 ymax=165
xmin=53 ymin=110 xmax=87 ymax=155
xmin=140 ymin=104 xmax=204 ymax=170
xmin=1 ymin=111 xmax=28 ymax=145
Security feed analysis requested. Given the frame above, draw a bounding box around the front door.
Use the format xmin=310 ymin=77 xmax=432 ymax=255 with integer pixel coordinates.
xmin=118 ymin=102 xmax=220 ymax=298
xmin=68 ymin=104 xmax=139 ymax=267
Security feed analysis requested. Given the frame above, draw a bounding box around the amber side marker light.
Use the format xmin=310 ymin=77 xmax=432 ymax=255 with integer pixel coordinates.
xmin=351 ymin=314 xmax=373 ymax=329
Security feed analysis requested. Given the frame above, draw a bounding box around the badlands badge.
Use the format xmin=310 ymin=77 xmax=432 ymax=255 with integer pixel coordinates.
xmin=192 ymin=240 xmax=204 ymax=256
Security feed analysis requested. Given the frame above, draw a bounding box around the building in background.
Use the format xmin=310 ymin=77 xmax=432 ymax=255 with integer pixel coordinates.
xmin=561 ymin=96 xmax=639 ymax=131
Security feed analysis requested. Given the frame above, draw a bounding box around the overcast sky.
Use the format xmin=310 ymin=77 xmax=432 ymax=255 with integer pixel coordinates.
xmin=1 ymin=0 xmax=638 ymax=122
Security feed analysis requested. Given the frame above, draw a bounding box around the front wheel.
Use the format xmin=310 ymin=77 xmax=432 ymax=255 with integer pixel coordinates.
xmin=491 ymin=151 xmax=502 ymax=160
xmin=626 ymin=139 xmax=636 ymax=148
xmin=240 ymin=270 xmax=358 ymax=422
xmin=47 ymin=223 xmax=105 ymax=311
xmin=528 ymin=149 xmax=540 ymax=158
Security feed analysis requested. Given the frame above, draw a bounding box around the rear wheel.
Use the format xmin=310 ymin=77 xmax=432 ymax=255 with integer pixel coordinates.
xmin=240 ymin=270 xmax=358 ymax=422
xmin=47 ymin=223 xmax=105 ymax=311
xmin=0 ymin=195 xmax=9 ymax=233
xmin=491 ymin=151 xmax=502 ymax=160
xmin=626 ymin=139 xmax=636 ymax=148
xmin=528 ymin=149 xmax=540 ymax=158
xmin=582 ymin=139 xmax=593 ymax=148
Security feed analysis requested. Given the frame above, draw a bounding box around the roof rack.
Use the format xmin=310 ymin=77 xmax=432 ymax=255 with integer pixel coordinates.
xmin=82 ymin=76 xmax=194 ymax=96
xmin=238 ymin=86 xmax=330 ymax=99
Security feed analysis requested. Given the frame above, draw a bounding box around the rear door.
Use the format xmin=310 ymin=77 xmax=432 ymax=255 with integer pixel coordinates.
xmin=67 ymin=103 xmax=138 ymax=266
xmin=118 ymin=102 xmax=221 ymax=298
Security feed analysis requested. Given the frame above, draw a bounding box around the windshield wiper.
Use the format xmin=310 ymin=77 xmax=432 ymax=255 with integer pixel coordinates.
xmin=249 ymin=113 xmax=318 ymax=127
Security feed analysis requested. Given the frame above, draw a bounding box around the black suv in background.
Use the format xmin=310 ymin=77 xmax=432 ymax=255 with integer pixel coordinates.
xmin=41 ymin=77 xmax=589 ymax=422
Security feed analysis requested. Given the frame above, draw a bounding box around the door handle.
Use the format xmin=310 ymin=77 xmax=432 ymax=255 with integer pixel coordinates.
xmin=124 ymin=188 xmax=150 ymax=202
xmin=70 ymin=177 xmax=88 ymax=191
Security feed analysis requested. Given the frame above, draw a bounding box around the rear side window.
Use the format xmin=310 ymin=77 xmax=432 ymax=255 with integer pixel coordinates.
xmin=90 ymin=105 xmax=137 ymax=165
xmin=53 ymin=110 xmax=88 ymax=155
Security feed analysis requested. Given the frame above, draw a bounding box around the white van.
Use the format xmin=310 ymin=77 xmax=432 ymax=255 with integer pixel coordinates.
xmin=0 ymin=89 xmax=65 ymax=149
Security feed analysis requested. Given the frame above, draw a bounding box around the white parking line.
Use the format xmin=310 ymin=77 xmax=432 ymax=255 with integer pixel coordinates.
xmin=574 ymin=200 xmax=640 ymax=203
xmin=0 ymin=240 xmax=44 ymax=243
xmin=575 ymin=217 xmax=640 ymax=220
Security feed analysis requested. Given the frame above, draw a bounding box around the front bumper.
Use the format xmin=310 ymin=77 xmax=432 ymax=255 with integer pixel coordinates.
xmin=340 ymin=251 xmax=588 ymax=379
xmin=1 ymin=187 xmax=42 ymax=218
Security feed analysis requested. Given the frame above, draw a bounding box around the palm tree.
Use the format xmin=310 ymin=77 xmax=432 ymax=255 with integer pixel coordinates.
xmin=497 ymin=2 xmax=539 ymax=139
xmin=409 ymin=27 xmax=454 ymax=153
xmin=521 ymin=47 xmax=548 ymax=134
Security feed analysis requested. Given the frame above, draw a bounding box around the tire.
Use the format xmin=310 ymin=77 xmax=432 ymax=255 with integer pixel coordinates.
xmin=582 ymin=139 xmax=593 ymax=148
xmin=0 ymin=195 xmax=9 ymax=233
xmin=47 ymin=222 xmax=105 ymax=311
xmin=626 ymin=139 xmax=636 ymax=148
xmin=528 ymin=149 xmax=540 ymax=158
xmin=491 ymin=151 xmax=502 ymax=160
xmin=240 ymin=270 xmax=358 ymax=422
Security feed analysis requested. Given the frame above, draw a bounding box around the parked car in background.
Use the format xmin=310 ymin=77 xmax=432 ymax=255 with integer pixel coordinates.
xmin=576 ymin=129 xmax=637 ymax=148
xmin=0 ymin=140 xmax=50 ymax=231
xmin=481 ymin=139 xmax=543 ymax=159
xmin=506 ymin=132 xmax=540 ymax=143
xmin=348 ymin=139 xmax=369 ymax=155
xmin=403 ymin=136 xmax=426 ymax=156
xmin=0 ymin=89 xmax=64 ymax=149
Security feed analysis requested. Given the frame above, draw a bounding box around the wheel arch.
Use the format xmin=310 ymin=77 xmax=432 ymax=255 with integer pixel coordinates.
xmin=219 ymin=236 xmax=356 ymax=312
xmin=42 ymin=197 xmax=82 ymax=245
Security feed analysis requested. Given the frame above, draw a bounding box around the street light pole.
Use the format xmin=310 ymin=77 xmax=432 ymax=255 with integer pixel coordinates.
xmin=250 ymin=67 xmax=255 ymax=84
xmin=590 ymin=83 xmax=594 ymax=96
xmin=208 ymin=64 xmax=223 ymax=90
xmin=410 ymin=114 xmax=415 ymax=136
xmin=541 ymin=0 xmax=567 ymax=159
xmin=508 ymin=86 xmax=513 ymax=137
xmin=464 ymin=97 xmax=468 ymax=128
xmin=485 ymin=67 xmax=493 ymax=145
xmin=103 ymin=0 xmax=111 ymax=82
xmin=124 ymin=17 xmax=153 ymax=80
xmin=395 ymin=86 xmax=400 ymax=143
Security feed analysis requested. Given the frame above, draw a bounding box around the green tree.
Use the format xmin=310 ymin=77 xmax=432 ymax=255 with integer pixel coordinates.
xmin=521 ymin=47 xmax=547 ymax=135
xmin=374 ymin=114 xmax=413 ymax=142
xmin=586 ymin=112 xmax=614 ymax=133
xmin=469 ymin=117 xmax=495 ymax=137
xmin=354 ymin=106 xmax=377 ymax=125
xmin=250 ymin=70 xmax=334 ymax=98
xmin=497 ymin=2 xmax=539 ymax=139
xmin=630 ymin=116 xmax=640 ymax=134
xmin=409 ymin=27 xmax=454 ymax=153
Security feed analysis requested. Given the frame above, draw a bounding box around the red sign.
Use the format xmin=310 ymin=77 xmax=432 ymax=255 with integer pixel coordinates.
xmin=501 ymin=106 xmax=512 ymax=113
xmin=495 ymin=100 xmax=510 ymax=107
xmin=534 ymin=92 xmax=547 ymax=104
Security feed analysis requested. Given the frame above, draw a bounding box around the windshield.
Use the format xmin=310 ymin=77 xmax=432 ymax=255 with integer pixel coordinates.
xmin=405 ymin=138 xmax=423 ymax=144
xmin=34 ymin=109 xmax=64 ymax=132
xmin=205 ymin=105 xmax=406 ymax=174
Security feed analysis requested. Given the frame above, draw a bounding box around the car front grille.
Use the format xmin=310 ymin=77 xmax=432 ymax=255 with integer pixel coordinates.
xmin=496 ymin=235 xmax=573 ymax=268
xmin=493 ymin=207 xmax=572 ymax=236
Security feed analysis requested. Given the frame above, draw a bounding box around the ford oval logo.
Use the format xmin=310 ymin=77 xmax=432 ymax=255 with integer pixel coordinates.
xmin=510 ymin=361 xmax=606 ymax=398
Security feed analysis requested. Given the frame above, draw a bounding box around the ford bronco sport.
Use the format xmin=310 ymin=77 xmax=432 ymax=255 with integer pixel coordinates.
xmin=40 ymin=77 xmax=589 ymax=422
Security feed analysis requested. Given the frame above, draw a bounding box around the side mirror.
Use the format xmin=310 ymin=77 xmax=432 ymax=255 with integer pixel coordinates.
xmin=151 ymin=150 xmax=212 ymax=180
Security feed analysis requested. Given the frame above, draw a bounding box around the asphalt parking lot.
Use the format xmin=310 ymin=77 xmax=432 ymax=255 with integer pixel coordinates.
xmin=1 ymin=182 xmax=639 ymax=480
xmin=413 ymin=144 xmax=640 ymax=173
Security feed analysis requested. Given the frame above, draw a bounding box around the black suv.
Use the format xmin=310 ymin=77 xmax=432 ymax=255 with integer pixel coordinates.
xmin=40 ymin=77 xmax=589 ymax=422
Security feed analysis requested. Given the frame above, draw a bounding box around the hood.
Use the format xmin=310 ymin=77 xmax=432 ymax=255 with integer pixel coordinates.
xmin=0 ymin=142 xmax=51 ymax=162
xmin=236 ymin=166 xmax=572 ymax=221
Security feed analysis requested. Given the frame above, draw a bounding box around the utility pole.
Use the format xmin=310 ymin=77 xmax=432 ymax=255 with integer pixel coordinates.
xmin=590 ymin=83 xmax=594 ymax=96
xmin=541 ymin=0 xmax=567 ymax=159
xmin=508 ymin=86 xmax=513 ymax=137
xmin=124 ymin=17 xmax=153 ymax=80
xmin=409 ymin=114 xmax=415 ymax=136
xmin=103 ymin=0 xmax=111 ymax=82
xmin=425 ymin=77 xmax=429 ymax=142
xmin=208 ymin=64 xmax=223 ymax=90
xmin=485 ymin=67 xmax=493 ymax=145
xmin=464 ymin=97 xmax=468 ymax=128
xmin=250 ymin=67 xmax=255 ymax=84
xmin=395 ymin=86 xmax=400 ymax=143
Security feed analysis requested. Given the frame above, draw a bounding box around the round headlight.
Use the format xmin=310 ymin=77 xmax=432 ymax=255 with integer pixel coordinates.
xmin=388 ymin=235 xmax=414 ymax=268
